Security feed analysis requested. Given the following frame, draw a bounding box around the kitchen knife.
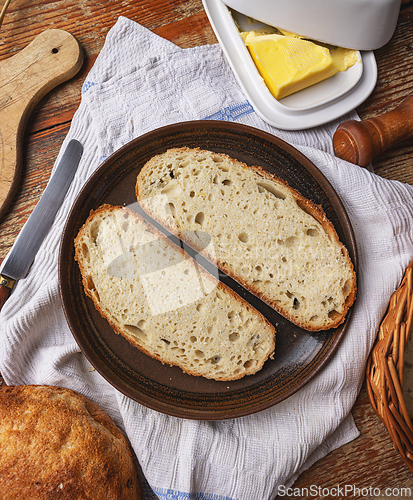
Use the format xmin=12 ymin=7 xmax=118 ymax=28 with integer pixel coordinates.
xmin=0 ymin=139 xmax=83 ymax=311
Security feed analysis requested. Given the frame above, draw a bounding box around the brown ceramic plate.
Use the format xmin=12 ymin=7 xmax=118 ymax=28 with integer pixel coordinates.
xmin=59 ymin=121 xmax=357 ymax=420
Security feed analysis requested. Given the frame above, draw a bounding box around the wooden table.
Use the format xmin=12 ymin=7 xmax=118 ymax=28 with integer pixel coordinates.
xmin=1 ymin=0 xmax=412 ymax=497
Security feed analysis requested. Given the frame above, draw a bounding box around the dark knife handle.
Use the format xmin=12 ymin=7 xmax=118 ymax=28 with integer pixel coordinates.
xmin=0 ymin=275 xmax=14 ymax=311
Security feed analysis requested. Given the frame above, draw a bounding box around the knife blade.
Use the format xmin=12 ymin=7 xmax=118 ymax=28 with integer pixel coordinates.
xmin=0 ymin=139 xmax=83 ymax=310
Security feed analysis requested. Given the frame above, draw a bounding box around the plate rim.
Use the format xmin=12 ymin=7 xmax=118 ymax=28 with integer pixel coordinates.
xmin=59 ymin=120 xmax=357 ymax=420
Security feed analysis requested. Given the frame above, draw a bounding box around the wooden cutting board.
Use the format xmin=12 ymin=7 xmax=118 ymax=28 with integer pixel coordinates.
xmin=0 ymin=29 xmax=83 ymax=220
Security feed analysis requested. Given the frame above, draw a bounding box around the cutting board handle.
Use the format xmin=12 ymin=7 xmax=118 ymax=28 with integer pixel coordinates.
xmin=333 ymin=93 xmax=413 ymax=167
xmin=0 ymin=29 xmax=83 ymax=219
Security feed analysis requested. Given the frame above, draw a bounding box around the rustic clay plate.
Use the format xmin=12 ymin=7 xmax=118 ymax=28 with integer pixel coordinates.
xmin=59 ymin=120 xmax=357 ymax=420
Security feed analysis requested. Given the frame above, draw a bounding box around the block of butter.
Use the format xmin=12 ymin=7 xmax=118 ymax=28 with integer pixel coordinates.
xmin=242 ymin=30 xmax=360 ymax=100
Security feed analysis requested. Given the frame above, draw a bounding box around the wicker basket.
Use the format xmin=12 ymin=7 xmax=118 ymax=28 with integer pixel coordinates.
xmin=366 ymin=261 xmax=413 ymax=472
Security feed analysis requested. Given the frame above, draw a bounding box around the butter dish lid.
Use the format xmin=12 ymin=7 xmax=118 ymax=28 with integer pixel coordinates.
xmin=203 ymin=0 xmax=377 ymax=130
xmin=223 ymin=0 xmax=401 ymax=50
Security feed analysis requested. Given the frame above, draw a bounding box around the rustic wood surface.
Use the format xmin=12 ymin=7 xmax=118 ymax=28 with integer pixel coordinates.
xmin=0 ymin=0 xmax=412 ymax=498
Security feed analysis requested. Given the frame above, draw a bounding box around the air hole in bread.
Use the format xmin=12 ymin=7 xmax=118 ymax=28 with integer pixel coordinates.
xmin=229 ymin=332 xmax=240 ymax=341
xmin=293 ymin=298 xmax=300 ymax=310
xmin=122 ymin=220 xmax=130 ymax=232
xmin=247 ymin=334 xmax=261 ymax=349
xmin=211 ymin=154 xmax=224 ymax=163
xmin=81 ymin=243 xmax=90 ymax=262
xmin=195 ymin=350 xmax=205 ymax=358
xmin=342 ymin=279 xmax=351 ymax=296
xmin=306 ymin=228 xmax=319 ymax=237
xmin=310 ymin=315 xmax=318 ymax=322
xmin=190 ymin=336 xmax=197 ymax=343
xmin=124 ymin=325 xmax=147 ymax=343
xmin=166 ymin=202 xmax=176 ymax=217
xmin=217 ymin=164 xmax=229 ymax=172
xmin=257 ymin=182 xmax=286 ymax=200
xmin=238 ymin=232 xmax=249 ymax=243
xmin=328 ymin=309 xmax=340 ymax=320
xmin=195 ymin=212 xmax=205 ymax=226
xmin=222 ymin=179 xmax=232 ymax=186
xmin=190 ymin=191 xmax=195 ymax=197
xmin=89 ymin=221 xmax=100 ymax=243
xmin=196 ymin=303 xmax=205 ymax=313
xmin=255 ymin=265 xmax=263 ymax=273
xmin=207 ymin=324 xmax=216 ymax=335
xmin=244 ymin=360 xmax=254 ymax=368
xmin=285 ymin=236 xmax=297 ymax=248
xmin=171 ymin=347 xmax=185 ymax=354
xmin=209 ymin=355 xmax=221 ymax=364
xmin=161 ymin=183 xmax=180 ymax=197
xmin=86 ymin=276 xmax=95 ymax=292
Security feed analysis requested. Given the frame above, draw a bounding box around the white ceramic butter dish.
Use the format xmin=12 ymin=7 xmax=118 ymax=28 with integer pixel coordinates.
xmin=203 ymin=0 xmax=378 ymax=130
xmin=223 ymin=0 xmax=401 ymax=50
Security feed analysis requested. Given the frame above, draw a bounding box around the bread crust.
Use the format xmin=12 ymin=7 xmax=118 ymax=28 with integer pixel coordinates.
xmin=0 ymin=385 xmax=143 ymax=500
xmin=136 ymin=147 xmax=357 ymax=331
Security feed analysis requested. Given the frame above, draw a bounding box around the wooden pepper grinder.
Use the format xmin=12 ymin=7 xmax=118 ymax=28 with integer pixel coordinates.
xmin=333 ymin=93 xmax=413 ymax=167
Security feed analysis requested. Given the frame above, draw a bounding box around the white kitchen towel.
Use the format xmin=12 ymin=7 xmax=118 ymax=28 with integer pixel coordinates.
xmin=1 ymin=16 xmax=413 ymax=500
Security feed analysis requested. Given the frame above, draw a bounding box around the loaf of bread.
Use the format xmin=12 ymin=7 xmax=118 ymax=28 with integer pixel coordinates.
xmin=75 ymin=204 xmax=275 ymax=381
xmin=0 ymin=385 xmax=143 ymax=500
xmin=136 ymin=147 xmax=357 ymax=331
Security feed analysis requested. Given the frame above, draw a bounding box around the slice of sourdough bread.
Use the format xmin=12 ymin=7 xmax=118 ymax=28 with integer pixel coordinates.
xmin=74 ymin=204 xmax=275 ymax=381
xmin=136 ymin=147 xmax=357 ymax=331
